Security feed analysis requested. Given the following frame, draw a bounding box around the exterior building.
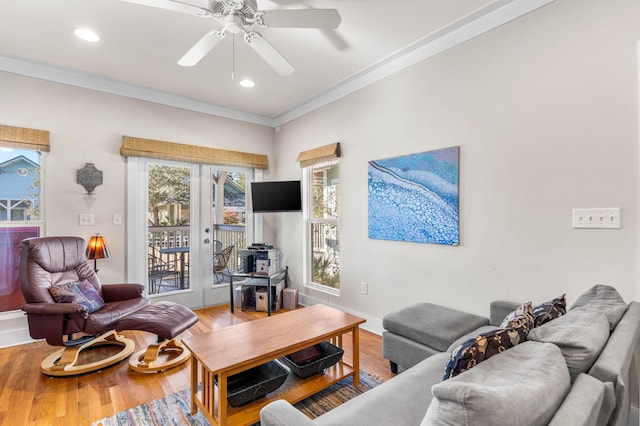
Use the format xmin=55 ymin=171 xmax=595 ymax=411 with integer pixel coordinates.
xmin=0 ymin=155 xmax=40 ymax=221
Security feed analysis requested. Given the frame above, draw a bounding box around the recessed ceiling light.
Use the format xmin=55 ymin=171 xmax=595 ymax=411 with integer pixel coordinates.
xmin=73 ymin=28 xmax=100 ymax=42
xmin=239 ymin=79 xmax=255 ymax=88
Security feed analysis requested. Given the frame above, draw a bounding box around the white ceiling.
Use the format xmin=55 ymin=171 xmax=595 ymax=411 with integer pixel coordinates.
xmin=0 ymin=0 xmax=554 ymax=127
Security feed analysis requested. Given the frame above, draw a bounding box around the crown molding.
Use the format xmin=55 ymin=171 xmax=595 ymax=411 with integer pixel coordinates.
xmin=273 ymin=0 xmax=556 ymax=126
xmin=0 ymin=0 xmax=555 ymax=129
xmin=0 ymin=55 xmax=275 ymax=127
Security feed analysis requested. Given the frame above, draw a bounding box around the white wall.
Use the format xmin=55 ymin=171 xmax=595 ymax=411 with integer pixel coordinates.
xmin=274 ymin=0 xmax=640 ymax=328
xmin=0 ymin=73 xmax=274 ymax=286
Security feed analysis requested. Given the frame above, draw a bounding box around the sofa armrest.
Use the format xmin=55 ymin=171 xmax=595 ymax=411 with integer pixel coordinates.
xmin=489 ymin=300 xmax=521 ymax=326
xmin=260 ymin=400 xmax=315 ymax=426
xmin=549 ymin=373 xmax=615 ymax=426
xmin=588 ymin=301 xmax=640 ymax=426
xmin=101 ymin=283 xmax=144 ymax=302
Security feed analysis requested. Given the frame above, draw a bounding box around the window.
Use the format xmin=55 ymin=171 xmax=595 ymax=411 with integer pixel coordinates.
xmin=0 ymin=149 xmax=41 ymax=221
xmin=0 ymin=147 xmax=43 ymax=312
xmin=306 ymin=161 xmax=340 ymax=292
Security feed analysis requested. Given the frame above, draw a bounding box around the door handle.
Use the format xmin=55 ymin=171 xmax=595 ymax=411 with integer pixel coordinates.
xmin=204 ymin=238 xmax=211 ymax=244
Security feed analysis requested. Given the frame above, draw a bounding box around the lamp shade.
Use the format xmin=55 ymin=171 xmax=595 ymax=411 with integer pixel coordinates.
xmin=86 ymin=234 xmax=111 ymax=260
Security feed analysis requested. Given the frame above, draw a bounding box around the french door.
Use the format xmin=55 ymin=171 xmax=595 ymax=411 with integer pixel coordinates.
xmin=127 ymin=158 xmax=255 ymax=309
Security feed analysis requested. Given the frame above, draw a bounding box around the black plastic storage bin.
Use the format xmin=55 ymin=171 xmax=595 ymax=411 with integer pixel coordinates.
xmin=280 ymin=341 xmax=344 ymax=378
xmin=216 ymin=361 xmax=289 ymax=407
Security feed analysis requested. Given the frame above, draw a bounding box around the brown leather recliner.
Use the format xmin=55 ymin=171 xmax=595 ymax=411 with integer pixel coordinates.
xmin=20 ymin=236 xmax=198 ymax=376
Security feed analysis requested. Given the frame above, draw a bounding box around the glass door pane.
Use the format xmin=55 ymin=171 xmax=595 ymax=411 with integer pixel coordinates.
xmin=211 ymin=168 xmax=251 ymax=284
xmin=146 ymin=163 xmax=191 ymax=295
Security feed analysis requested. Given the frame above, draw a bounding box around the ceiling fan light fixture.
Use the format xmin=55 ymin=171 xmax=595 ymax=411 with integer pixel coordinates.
xmin=73 ymin=28 xmax=100 ymax=42
xmin=239 ymin=79 xmax=255 ymax=88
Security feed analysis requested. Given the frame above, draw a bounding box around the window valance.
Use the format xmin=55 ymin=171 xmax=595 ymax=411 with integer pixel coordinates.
xmin=0 ymin=125 xmax=50 ymax=152
xmin=120 ymin=136 xmax=269 ymax=169
xmin=296 ymin=142 xmax=341 ymax=168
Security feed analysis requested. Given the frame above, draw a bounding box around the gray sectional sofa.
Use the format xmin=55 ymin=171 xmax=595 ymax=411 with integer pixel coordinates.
xmin=260 ymin=285 xmax=640 ymax=426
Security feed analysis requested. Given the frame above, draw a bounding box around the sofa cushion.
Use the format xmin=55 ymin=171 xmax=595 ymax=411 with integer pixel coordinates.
xmin=499 ymin=302 xmax=534 ymax=332
xmin=571 ymin=285 xmax=627 ymax=330
xmin=314 ymin=352 xmax=451 ymax=426
xmin=548 ymin=373 xmax=615 ymax=426
xmin=49 ymin=280 xmax=105 ymax=313
xmin=382 ymin=303 xmax=489 ymax=352
xmin=424 ymin=342 xmax=570 ymax=426
xmin=532 ymin=294 xmax=566 ymax=327
xmin=527 ymin=307 xmax=609 ymax=382
xmin=443 ymin=323 xmax=528 ymax=379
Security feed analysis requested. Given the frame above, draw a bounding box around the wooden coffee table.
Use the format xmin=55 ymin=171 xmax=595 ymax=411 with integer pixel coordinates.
xmin=182 ymin=304 xmax=366 ymax=426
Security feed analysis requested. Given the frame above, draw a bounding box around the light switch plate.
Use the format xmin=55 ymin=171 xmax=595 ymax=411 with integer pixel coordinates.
xmin=79 ymin=213 xmax=95 ymax=226
xmin=113 ymin=213 xmax=122 ymax=225
xmin=572 ymin=208 xmax=621 ymax=229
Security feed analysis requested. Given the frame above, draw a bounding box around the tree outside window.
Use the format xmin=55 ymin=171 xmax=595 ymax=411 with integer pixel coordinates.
xmin=310 ymin=161 xmax=340 ymax=290
xmin=147 ymin=164 xmax=190 ymax=226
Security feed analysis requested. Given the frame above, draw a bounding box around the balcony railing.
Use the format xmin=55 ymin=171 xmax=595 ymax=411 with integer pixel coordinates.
xmin=148 ymin=224 xmax=245 ymax=277
xmin=148 ymin=225 xmax=190 ymax=249
xmin=212 ymin=224 xmax=246 ymax=272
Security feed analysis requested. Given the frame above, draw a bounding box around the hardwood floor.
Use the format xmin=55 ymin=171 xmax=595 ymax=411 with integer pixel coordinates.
xmin=0 ymin=305 xmax=394 ymax=426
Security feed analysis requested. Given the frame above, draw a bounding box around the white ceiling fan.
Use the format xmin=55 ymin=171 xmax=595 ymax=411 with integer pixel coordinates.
xmin=122 ymin=0 xmax=341 ymax=76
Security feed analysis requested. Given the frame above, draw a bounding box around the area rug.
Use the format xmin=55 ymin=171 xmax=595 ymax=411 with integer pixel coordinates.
xmin=92 ymin=371 xmax=382 ymax=425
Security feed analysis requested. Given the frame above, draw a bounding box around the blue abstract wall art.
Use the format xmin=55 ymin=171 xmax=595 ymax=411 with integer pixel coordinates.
xmin=368 ymin=146 xmax=459 ymax=245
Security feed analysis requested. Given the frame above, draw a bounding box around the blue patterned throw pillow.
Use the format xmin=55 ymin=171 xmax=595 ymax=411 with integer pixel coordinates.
xmin=532 ymin=294 xmax=566 ymax=327
xmin=500 ymin=302 xmax=535 ymax=333
xmin=49 ymin=280 xmax=105 ymax=313
xmin=443 ymin=323 xmax=529 ymax=380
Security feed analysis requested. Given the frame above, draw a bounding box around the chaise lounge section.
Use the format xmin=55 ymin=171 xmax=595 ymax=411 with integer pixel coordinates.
xmin=381 ymin=301 xmax=511 ymax=373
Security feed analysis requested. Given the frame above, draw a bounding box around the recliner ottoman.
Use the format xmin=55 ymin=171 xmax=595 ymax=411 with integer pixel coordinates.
xmin=116 ymin=301 xmax=198 ymax=373
xmin=382 ymin=302 xmax=490 ymax=373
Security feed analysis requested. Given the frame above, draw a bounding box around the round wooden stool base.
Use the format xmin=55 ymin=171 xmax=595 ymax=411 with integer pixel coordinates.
xmin=41 ymin=330 xmax=135 ymax=377
xmin=129 ymin=338 xmax=191 ymax=373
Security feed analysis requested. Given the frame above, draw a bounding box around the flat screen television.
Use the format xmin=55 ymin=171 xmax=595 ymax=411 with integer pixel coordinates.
xmin=251 ymin=180 xmax=302 ymax=213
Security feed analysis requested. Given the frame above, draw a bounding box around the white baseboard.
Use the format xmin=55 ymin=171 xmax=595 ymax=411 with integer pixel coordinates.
xmin=298 ymin=293 xmax=384 ymax=336
xmin=0 ymin=311 xmax=36 ymax=349
xmin=629 ymin=406 xmax=639 ymax=426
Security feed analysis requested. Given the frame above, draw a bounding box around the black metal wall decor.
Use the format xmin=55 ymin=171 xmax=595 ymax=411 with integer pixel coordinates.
xmin=76 ymin=163 xmax=103 ymax=194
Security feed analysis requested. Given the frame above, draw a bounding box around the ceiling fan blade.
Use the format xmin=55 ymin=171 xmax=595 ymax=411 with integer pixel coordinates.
xmin=258 ymin=9 xmax=341 ymax=29
xmin=244 ymin=32 xmax=295 ymax=76
xmin=178 ymin=30 xmax=227 ymax=67
xmin=121 ymin=0 xmax=210 ymax=15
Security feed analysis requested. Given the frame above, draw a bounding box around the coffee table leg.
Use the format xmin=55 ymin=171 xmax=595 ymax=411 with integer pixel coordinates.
xmin=267 ymin=277 xmax=272 ymax=316
xmin=229 ymin=276 xmax=235 ymax=313
xmin=217 ymin=373 xmax=228 ymax=426
xmin=190 ymin=355 xmax=198 ymax=414
xmin=352 ymin=327 xmax=360 ymax=386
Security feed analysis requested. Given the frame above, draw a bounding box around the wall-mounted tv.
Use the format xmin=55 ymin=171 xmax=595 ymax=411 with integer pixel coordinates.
xmin=251 ymin=180 xmax=302 ymax=213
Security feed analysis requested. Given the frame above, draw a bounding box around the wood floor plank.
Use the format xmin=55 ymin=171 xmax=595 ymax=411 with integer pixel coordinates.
xmin=0 ymin=304 xmax=394 ymax=425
